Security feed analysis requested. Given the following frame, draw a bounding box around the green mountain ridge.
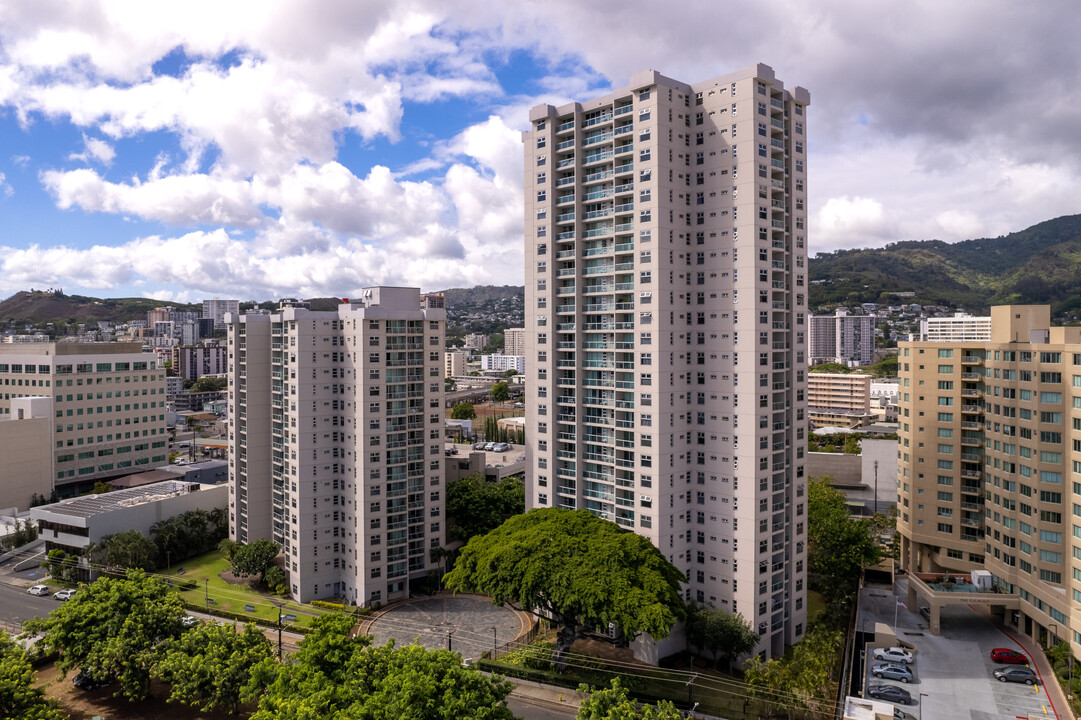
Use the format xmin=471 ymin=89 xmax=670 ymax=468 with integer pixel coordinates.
xmin=808 ymin=214 xmax=1081 ymax=315
xmin=4 ymin=215 xmax=1081 ymax=329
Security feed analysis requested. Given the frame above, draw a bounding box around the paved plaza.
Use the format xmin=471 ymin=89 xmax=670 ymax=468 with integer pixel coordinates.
xmin=363 ymin=594 xmax=531 ymax=661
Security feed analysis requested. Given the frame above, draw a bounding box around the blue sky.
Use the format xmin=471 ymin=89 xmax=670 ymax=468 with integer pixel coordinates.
xmin=0 ymin=0 xmax=1077 ymax=302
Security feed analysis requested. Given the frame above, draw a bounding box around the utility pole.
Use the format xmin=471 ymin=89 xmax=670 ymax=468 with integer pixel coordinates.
xmin=278 ymin=608 xmax=283 ymax=661
xmin=204 ymin=578 xmax=209 ymax=613
xmin=446 ymin=630 xmax=453 ymax=652
xmin=491 ymin=627 xmax=497 ymax=659
xmin=686 ymin=674 xmax=696 ymax=706
xmin=873 ymin=460 xmax=879 ymax=516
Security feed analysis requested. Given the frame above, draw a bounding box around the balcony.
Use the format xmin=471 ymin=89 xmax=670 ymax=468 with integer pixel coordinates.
xmin=961 ymin=355 xmax=983 ymax=365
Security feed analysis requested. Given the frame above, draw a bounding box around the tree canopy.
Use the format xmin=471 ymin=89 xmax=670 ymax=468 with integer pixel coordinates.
xmin=807 ymin=476 xmax=883 ymax=618
xmin=0 ymin=632 xmax=66 ymax=720
xmin=229 ymin=539 xmax=281 ymax=582
xmin=490 ymin=382 xmax=510 ymax=403
xmin=155 ymin=622 xmax=273 ymax=713
xmin=444 ymin=508 xmax=685 ymax=670
xmin=250 ymin=614 xmax=516 ymax=720
xmin=445 ymin=473 xmax=524 ymax=543
xmin=151 ymin=508 xmax=228 ymax=567
xmin=684 ymin=603 xmax=759 ymax=669
xmin=450 ymin=402 xmax=477 ymax=420
xmin=25 ymin=569 xmax=187 ymax=701
xmin=88 ymin=529 xmax=159 ymax=571
xmin=744 ymin=625 xmax=844 ymax=719
xmin=576 ymin=678 xmax=681 ymax=720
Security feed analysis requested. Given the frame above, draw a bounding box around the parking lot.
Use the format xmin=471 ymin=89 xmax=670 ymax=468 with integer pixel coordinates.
xmin=859 ymin=581 xmax=1060 ymax=720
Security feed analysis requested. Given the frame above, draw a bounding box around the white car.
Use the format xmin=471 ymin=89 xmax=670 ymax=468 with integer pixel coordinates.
xmin=53 ymin=589 xmax=76 ymax=601
xmin=181 ymin=615 xmax=200 ymax=628
xmin=26 ymin=585 xmax=49 ymax=596
xmin=872 ymin=646 xmax=914 ymax=664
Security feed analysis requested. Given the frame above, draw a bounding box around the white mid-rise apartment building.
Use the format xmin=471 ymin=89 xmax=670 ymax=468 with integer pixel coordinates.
xmin=203 ymin=298 xmax=241 ymax=330
xmin=0 ymin=342 xmax=168 ymax=493
xmin=480 ymin=354 xmax=526 ymax=374
xmin=808 ymin=309 xmax=875 ymax=366
xmin=919 ymin=313 xmax=991 ymax=342
xmin=524 ymin=64 xmax=809 ymax=658
xmin=444 ymin=350 xmax=470 ymax=378
xmin=227 ymin=289 xmax=446 ymax=605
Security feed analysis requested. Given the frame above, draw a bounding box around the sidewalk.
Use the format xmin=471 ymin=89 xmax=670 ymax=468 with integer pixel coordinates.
xmin=508 ymin=677 xmax=582 ymax=711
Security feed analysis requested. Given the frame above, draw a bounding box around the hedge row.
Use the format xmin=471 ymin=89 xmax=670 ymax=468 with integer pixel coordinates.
xmin=180 ymin=600 xmax=313 ymax=634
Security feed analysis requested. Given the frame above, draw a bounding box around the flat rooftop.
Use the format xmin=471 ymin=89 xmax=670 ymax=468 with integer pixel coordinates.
xmin=29 ymin=480 xmax=202 ymax=522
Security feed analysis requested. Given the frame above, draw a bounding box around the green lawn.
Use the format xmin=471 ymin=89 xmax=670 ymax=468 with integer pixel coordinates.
xmin=807 ymin=589 xmax=827 ymax=625
xmin=161 ymin=552 xmax=327 ymax=629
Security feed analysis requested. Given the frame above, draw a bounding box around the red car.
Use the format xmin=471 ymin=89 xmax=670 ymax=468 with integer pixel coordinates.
xmin=990 ymin=648 xmax=1028 ymax=664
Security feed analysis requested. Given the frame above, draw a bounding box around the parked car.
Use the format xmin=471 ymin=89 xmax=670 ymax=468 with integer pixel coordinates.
xmin=872 ymin=646 xmax=914 ymax=664
xmin=473 ymin=442 xmax=487 ymax=450
xmin=72 ymin=672 xmax=110 ymax=691
xmin=26 ymin=585 xmax=49 ymax=596
xmin=483 ymin=442 xmax=496 ymax=451
xmin=493 ymin=443 xmax=510 ymax=452
xmin=181 ymin=615 xmax=200 ymax=628
xmin=990 ymin=648 xmax=1028 ymax=664
xmin=871 ymin=662 xmax=913 ymax=683
xmin=53 ymin=589 xmax=76 ymax=601
xmin=919 ymin=606 xmax=931 ymax=621
xmin=994 ymin=666 xmax=1037 ymax=684
xmin=867 ymin=684 xmax=913 ymax=705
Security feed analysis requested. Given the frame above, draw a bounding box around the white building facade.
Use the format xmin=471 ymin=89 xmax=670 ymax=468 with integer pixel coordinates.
xmin=808 ymin=309 xmax=875 ymax=366
xmin=480 ymin=354 xmax=526 ymax=374
xmin=203 ymin=298 xmax=241 ymax=331
xmin=524 ymin=64 xmax=810 ymax=658
xmin=227 ymin=289 xmax=446 ymax=605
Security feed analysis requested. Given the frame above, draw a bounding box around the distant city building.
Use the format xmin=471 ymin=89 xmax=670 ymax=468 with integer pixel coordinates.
xmin=180 ymin=318 xmax=216 ymax=345
xmin=147 ymin=307 xmax=172 ymax=326
xmin=504 ymin=328 xmax=526 ymax=356
xmin=227 ymin=288 xmax=446 ymax=605
xmin=808 ymin=309 xmax=876 ymax=366
xmin=171 ymin=345 xmax=228 ymax=381
xmin=919 ymin=313 xmax=991 ymax=342
xmin=0 ymin=397 xmax=54 ymax=510
xmin=166 ymin=376 xmax=184 ymax=395
xmin=806 ymin=372 xmax=874 ymax=429
xmin=444 ymin=350 xmax=469 ymax=378
xmin=462 ymin=333 xmax=490 ymax=350
xmin=154 ymin=320 xmax=176 ymax=338
xmin=1 ymin=334 xmax=50 ymax=343
xmin=0 ymin=342 xmax=168 ymax=493
xmin=202 ymin=298 xmax=240 ymax=331
xmin=480 ymin=354 xmax=525 ymax=374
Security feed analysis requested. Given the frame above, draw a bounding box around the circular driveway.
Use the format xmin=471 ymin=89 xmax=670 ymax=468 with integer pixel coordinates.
xmin=364 ymin=594 xmax=531 ymax=661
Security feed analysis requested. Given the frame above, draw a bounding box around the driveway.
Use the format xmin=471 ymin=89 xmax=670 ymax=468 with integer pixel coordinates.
xmin=858 ymin=581 xmax=1065 ymax=720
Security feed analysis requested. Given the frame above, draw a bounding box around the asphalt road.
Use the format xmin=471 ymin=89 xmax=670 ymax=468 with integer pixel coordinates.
xmin=506 ymin=696 xmax=577 ymax=720
xmin=0 ymin=581 xmax=56 ymax=629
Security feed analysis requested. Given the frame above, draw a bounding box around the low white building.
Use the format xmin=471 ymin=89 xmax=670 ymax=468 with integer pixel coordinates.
xmin=28 ymin=479 xmax=228 ymax=555
xmin=479 ymin=354 xmax=525 ymax=374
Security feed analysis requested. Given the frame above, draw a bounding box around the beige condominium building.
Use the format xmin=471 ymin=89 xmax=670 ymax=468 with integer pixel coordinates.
xmin=524 ymin=63 xmax=810 ymax=659
xmin=899 ymin=305 xmax=1081 ymax=659
xmin=0 ymin=342 xmax=168 ymax=495
xmin=807 ymin=372 xmax=873 ymax=429
xmin=504 ymin=327 xmax=527 ymax=356
xmin=227 ymin=289 xmax=446 ymax=605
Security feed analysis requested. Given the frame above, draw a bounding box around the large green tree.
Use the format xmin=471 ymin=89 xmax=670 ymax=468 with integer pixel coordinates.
xmin=0 ymin=632 xmax=66 ymax=720
xmin=251 ymin=614 xmax=515 ymax=720
xmin=229 ymin=539 xmax=281 ymax=583
xmin=577 ymin=678 xmax=681 ymax=720
xmin=25 ymin=569 xmax=187 ymax=701
xmin=490 ymin=382 xmax=510 ymax=404
xmin=685 ymin=603 xmax=759 ymax=669
xmin=807 ymin=477 xmax=882 ymax=617
xmin=450 ymin=402 xmax=477 ymax=420
xmin=444 ymin=508 xmax=685 ymax=670
xmin=445 ymin=473 xmax=524 ymax=543
xmin=155 ymin=622 xmax=273 ymax=714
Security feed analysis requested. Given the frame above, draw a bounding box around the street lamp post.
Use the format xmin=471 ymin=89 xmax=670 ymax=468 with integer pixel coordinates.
xmin=491 ymin=627 xmax=497 ymax=660
xmin=1050 ymin=623 xmax=1058 ymax=650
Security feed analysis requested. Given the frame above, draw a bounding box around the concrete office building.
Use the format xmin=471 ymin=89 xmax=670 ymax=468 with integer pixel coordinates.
xmin=524 ymin=63 xmax=810 ymax=659
xmin=505 ymin=328 xmax=527 ymax=356
xmin=807 ymin=372 xmax=873 ymax=429
xmin=203 ymin=298 xmax=241 ymax=331
xmin=898 ymin=305 xmax=1081 ymax=657
xmin=0 ymin=397 xmax=54 ymax=510
xmin=808 ymin=309 xmax=875 ymax=366
xmin=172 ymin=345 xmax=228 ymax=381
xmin=227 ymin=289 xmax=446 ymax=605
xmin=0 ymin=342 xmax=168 ymax=492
